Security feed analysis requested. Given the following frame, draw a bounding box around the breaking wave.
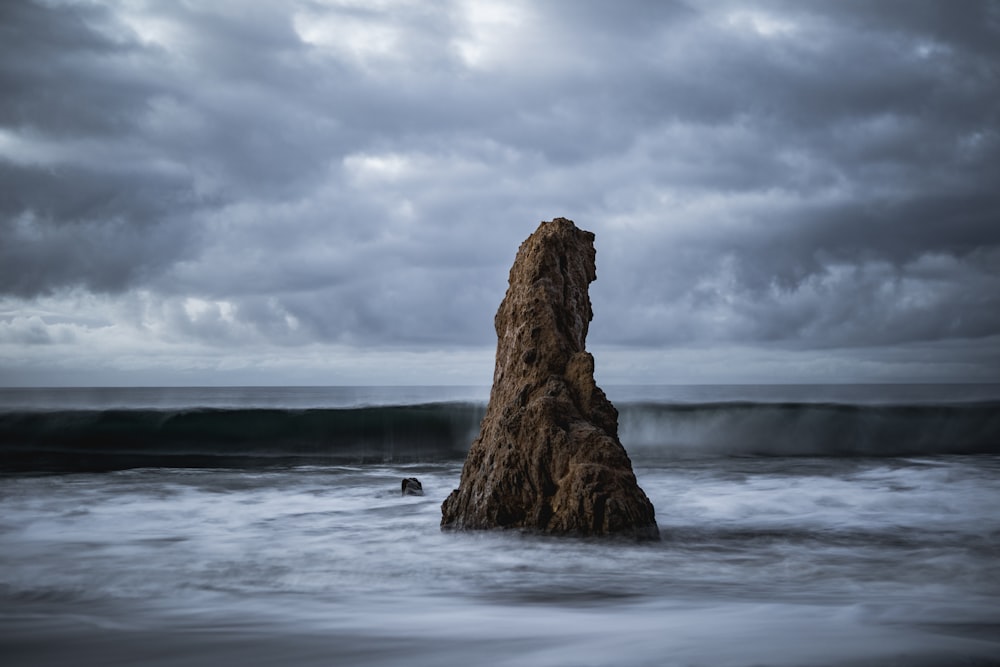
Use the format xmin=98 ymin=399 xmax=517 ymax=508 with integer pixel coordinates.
xmin=0 ymin=403 xmax=485 ymax=472
xmin=618 ymin=400 xmax=1000 ymax=461
xmin=1 ymin=399 xmax=998 ymax=471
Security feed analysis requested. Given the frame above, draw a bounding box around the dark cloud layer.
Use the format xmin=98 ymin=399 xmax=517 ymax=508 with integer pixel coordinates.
xmin=1 ymin=0 xmax=998 ymax=383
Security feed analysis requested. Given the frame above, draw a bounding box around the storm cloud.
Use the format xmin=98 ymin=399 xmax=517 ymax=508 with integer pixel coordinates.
xmin=1 ymin=0 xmax=998 ymax=385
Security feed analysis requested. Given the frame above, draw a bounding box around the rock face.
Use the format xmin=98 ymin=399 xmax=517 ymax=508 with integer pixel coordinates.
xmin=441 ymin=218 xmax=658 ymax=539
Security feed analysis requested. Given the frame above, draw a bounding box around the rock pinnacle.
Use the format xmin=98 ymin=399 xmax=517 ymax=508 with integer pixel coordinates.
xmin=441 ymin=218 xmax=658 ymax=539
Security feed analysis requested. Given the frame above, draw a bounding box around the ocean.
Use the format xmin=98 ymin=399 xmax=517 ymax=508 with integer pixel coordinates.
xmin=1 ymin=384 xmax=999 ymax=666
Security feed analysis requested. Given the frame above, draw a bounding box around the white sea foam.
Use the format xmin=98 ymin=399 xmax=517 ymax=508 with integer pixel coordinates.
xmin=2 ymin=456 xmax=999 ymax=666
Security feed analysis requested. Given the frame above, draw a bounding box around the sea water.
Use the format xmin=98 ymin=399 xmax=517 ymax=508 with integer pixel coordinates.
xmin=1 ymin=385 xmax=999 ymax=666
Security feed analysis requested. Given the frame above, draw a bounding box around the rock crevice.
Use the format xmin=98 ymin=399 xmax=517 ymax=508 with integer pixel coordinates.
xmin=441 ymin=218 xmax=658 ymax=539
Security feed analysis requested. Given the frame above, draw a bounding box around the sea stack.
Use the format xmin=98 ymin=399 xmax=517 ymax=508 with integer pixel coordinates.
xmin=441 ymin=218 xmax=658 ymax=539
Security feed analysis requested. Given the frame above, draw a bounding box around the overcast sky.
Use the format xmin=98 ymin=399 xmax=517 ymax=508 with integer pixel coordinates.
xmin=1 ymin=0 xmax=999 ymax=386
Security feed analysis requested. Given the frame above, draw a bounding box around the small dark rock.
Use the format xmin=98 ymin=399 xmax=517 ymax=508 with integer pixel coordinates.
xmin=402 ymin=477 xmax=423 ymax=496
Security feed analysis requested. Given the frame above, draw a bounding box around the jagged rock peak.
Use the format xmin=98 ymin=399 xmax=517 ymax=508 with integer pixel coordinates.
xmin=441 ymin=218 xmax=658 ymax=539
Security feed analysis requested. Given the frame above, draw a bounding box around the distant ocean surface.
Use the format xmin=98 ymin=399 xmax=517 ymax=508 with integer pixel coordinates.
xmin=2 ymin=384 xmax=1000 ymax=666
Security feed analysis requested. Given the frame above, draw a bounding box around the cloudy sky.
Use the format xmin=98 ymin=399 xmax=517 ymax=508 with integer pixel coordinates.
xmin=1 ymin=0 xmax=998 ymax=386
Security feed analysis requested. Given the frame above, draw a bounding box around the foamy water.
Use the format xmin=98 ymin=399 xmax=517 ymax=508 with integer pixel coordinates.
xmin=3 ymin=456 xmax=999 ymax=666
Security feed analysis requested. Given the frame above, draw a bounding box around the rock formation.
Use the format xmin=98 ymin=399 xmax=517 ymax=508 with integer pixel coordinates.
xmin=441 ymin=218 xmax=658 ymax=539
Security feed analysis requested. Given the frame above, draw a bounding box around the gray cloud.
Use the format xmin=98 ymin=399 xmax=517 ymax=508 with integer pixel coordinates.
xmin=1 ymin=0 xmax=998 ymax=383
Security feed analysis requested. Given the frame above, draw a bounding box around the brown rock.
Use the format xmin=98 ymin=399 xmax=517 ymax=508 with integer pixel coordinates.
xmin=441 ymin=218 xmax=659 ymax=539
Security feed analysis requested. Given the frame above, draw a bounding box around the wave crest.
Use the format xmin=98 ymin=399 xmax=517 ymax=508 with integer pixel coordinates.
xmin=618 ymin=401 xmax=1000 ymax=460
xmin=0 ymin=403 xmax=485 ymax=472
xmin=2 ymin=400 xmax=998 ymax=471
